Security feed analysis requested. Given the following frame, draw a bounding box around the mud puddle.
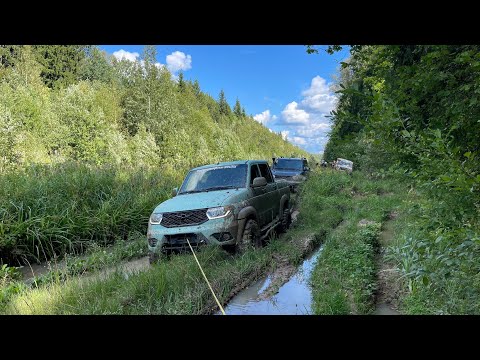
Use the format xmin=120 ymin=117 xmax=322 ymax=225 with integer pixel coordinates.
xmin=19 ymin=259 xmax=67 ymax=283
xmin=18 ymin=255 xmax=150 ymax=286
xmin=86 ymin=256 xmax=149 ymax=282
xmin=219 ymin=245 xmax=323 ymax=315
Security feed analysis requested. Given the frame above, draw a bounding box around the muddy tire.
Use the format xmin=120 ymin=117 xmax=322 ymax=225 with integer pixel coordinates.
xmin=236 ymin=219 xmax=261 ymax=253
xmin=278 ymin=207 xmax=291 ymax=233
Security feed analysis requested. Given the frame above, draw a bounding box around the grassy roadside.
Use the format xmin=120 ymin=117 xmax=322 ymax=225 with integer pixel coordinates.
xmin=308 ymin=169 xmax=480 ymax=315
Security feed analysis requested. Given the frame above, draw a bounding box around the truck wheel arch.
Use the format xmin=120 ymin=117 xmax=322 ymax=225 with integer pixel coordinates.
xmin=280 ymin=193 xmax=290 ymax=212
xmin=237 ymin=206 xmax=258 ymax=243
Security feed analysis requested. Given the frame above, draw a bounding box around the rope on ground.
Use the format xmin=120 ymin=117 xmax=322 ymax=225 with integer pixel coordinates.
xmin=186 ymin=238 xmax=226 ymax=315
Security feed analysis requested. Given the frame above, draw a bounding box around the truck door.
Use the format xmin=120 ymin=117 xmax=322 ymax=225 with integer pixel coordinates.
xmin=258 ymin=163 xmax=278 ymax=224
xmin=250 ymin=163 xmax=268 ymax=227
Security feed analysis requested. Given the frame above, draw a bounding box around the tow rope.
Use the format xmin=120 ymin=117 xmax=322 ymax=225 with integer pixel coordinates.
xmin=185 ymin=238 xmax=226 ymax=315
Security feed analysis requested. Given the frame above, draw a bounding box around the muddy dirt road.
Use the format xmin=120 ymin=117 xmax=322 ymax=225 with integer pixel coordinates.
xmin=373 ymin=214 xmax=401 ymax=315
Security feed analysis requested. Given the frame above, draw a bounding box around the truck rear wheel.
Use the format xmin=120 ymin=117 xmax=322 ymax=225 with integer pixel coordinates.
xmin=237 ymin=219 xmax=261 ymax=253
xmin=278 ymin=207 xmax=291 ymax=233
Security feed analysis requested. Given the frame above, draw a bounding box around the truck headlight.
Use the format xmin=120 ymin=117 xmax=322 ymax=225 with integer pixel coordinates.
xmin=206 ymin=206 xmax=232 ymax=220
xmin=149 ymin=213 xmax=163 ymax=224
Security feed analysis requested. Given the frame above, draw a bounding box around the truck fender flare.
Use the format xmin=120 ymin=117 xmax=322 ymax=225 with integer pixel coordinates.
xmin=236 ymin=206 xmax=258 ymax=243
xmin=280 ymin=193 xmax=290 ymax=212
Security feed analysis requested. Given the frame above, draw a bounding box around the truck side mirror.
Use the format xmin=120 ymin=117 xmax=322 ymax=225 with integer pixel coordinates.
xmin=172 ymin=187 xmax=178 ymax=197
xmin=252 ymin=177 xmax=267 ymax=188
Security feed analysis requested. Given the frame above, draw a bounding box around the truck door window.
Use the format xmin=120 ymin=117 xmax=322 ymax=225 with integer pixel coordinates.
xmin=258 ymin=163 xmax=274 ymax=183
xmin=250 ymin=164 xmax=261 ymax=184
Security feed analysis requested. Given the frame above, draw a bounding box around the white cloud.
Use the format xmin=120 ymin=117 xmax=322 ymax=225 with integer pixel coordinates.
xmin=281 ymin=102 xmax=310 ymax=124
xmin=290 ymin=136 xmax=307 ymax=145
xmin=301 ymin=76 xmax=337 ymax=114
xmin=113 ymin=50 xmax=164 ymax=70
xmin=295 ymin=123 xmax=331 ymax=138
xmin=280 ymin=130 xmax=289 ymax=140
xmin=166 ymin=51 xmax=192 ymax=73
xmin=275 ymin=75 xmax=338 ymax=153
xmin=253 ymin=110 xmax=277 ymax=125
xmin=113 ymin=49 xmax=140 ymax=62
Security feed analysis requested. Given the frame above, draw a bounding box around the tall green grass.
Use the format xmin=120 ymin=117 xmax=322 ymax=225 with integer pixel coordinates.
xmin=0 ymin=162 xmax=178 ymax=265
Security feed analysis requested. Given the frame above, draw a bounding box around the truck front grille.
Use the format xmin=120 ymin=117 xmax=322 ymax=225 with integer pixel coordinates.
xmin=161 ymin=209 xmax=208 ymax=228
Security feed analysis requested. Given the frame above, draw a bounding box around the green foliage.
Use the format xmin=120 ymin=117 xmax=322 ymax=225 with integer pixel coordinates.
xmin=1 ymin=264 xmax=21 ymax=284
xmin=32 ymin=45 xmax=90 ymax=89
xmin=78 ymin=46 xmax=114 ymax=83
xmin=305 ymin=45 xmax=343 ymax=55
xmin=315 ymin=45 xmax=480 ymax=314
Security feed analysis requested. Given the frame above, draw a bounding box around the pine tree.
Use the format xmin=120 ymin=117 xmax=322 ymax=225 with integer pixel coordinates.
xmin=193 ymin=79 xmax=201 ymax=97
xmin=32 ymin=45 xmax=89 ymax=88
xmin=178 ymin=72 xmax=185 ymax=91
xmin=242 ymin=107 xmax=246 ymax=117
xmin=233 ymin=98 xmax=242 ymax=117
xmin=218 ymin=89 xmax=231 ymax=115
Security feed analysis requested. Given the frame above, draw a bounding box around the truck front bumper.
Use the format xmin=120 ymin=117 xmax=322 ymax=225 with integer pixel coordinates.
xmin=147 ymin=216 xmax=239 ymax=253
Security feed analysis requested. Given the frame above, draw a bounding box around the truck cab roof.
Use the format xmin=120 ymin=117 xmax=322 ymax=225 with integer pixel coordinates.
xmin=192 ymin=160 xmax=268 ymax=171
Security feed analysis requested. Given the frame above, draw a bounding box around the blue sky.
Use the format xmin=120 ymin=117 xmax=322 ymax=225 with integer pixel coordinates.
xmin=100 ymin=45 xmax=350 ymax=154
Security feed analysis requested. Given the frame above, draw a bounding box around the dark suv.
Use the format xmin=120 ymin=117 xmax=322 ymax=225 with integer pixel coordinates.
xmin=271 ymin=157 xmax=310 ymax=191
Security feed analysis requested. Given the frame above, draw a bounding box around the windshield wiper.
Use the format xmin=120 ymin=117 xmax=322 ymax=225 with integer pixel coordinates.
xmin=178 ymin=190 xmax=205 ymax=195
xmin=202 ymin=186 xmax=236 ymax=192
xmin=179 ymin=186 xmax=236 ymax=195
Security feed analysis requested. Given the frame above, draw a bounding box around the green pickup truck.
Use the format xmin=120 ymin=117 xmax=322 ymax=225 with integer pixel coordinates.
xmin=147 ymin=160 xmax=292 ymax=263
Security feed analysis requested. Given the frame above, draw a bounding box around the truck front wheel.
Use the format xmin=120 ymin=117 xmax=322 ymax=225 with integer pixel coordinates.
xmin=237 ymin=219 xmax=262 ymax=253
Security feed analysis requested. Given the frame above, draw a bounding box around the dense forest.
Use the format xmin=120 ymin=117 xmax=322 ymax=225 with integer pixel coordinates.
xmin=315 ymin=45 xmax=480 ymax=313
xmin=0 ymin=45 xmax=308 ymax=264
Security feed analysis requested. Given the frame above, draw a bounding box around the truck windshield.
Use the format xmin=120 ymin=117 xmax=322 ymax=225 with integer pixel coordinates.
xmin=178 ymin=164 xmax=247 ymax=194
xmin=338 ymin=160 xmax=352 ymax=166
xmin=274 ymin=159 xmax=303 ymax=171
